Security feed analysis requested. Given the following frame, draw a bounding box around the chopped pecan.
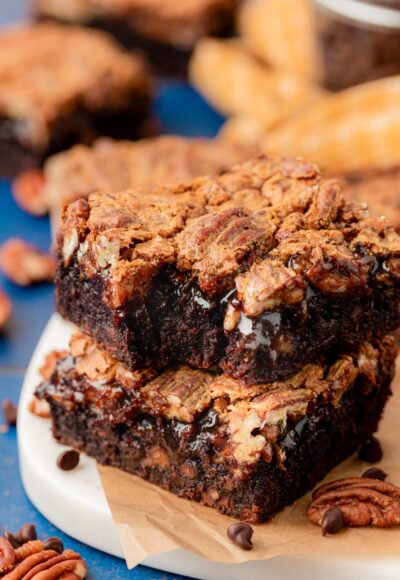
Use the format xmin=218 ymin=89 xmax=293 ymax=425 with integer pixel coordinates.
xmin=28 ymin=397 xmax=51 ymax=419
xmin=39 ymin=351 xmax=68 ymax=380
xmin=0 ymin=537 xmax=15 ymax=574
xmin=308 ymin=477 xmax=400 ymax=528
xmin=12 ymin=170 xmax=48 ymax=217
xmin=235 ymin=259 xmax=305 ymax=317
xmin=0 ymin=238 xmax=55 ymax=286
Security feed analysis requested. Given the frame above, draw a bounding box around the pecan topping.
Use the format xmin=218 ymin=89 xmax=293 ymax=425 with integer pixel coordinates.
xmin=39 ymin=351 xmax=68 ymax=381
xmin=28 ymin=397 xmax=51 ymax=419
xmin=12 ymin=170 xmax=48 ymax=217
xmin=308 ymin=477 xmax=400 ymax=528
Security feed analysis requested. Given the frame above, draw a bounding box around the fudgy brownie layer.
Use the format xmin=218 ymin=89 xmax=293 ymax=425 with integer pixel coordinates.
xmin=0 ymin=100 xmax=150 ymax=177
xmin=56 ymin=156 xmax=400 ymax=384
xmin=57 ymin=258 xmax=400 ymax=383
xmin=37 ymin=333 xmax=396 ymax=523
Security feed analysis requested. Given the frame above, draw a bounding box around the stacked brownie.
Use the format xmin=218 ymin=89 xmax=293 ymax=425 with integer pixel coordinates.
xmin=33 ymin=0 xmax=238 ymax=76
xmin=38 ymin=155 xmax=400 ymax=522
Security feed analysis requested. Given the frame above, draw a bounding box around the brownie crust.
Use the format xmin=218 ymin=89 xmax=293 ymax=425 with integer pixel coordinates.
xmin=37 ymin=332 xmax=397 ymax=523
xmin=56 ymin=156 xmax=400 ymax=384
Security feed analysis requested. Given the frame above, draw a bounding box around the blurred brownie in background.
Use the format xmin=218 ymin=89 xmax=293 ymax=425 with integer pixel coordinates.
xmin=33 ymin=0 xmax=238 ymax=76
xmin=340 ymin=166 xmax=400 ymax=233
xmin=39 ymin=135 xmax=255 ymax=214
xmin=0 ymin=23 xmax=151 ymax=177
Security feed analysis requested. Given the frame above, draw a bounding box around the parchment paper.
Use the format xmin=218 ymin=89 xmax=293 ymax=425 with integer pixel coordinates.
xmin=98 ymin=360 xmax=400 ymax=569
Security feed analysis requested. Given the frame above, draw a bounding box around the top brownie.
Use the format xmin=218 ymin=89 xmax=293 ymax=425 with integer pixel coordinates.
xmin=56 ymin=155 xmax=400 ymax=384
xmin=41 ymin=135 xmax=255 ymax=210
xmin=0 ymin=23 xmax=151 ymax=175
xmin=34 ymin=0 xmax=237 ymax=50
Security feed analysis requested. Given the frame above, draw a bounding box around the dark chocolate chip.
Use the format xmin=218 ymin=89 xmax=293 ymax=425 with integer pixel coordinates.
xmin=43 ymin=537 xmax=64 ymax=554
xmin=362 ymin=467 xmax=387 ymax=481
xmin=2 ymin=400 xmax=17 ymax=426
xmin=57 ymin=449 xmax=80 ymax=471
xmin=16 ymin=523 xmax=37 ymax=544
xmin=3 ymin=531 xmax=21 ymax=549
xmin=321 ymin=507 xmax=345 ymax=536
xmin=358 ymin=437 xmax=383 ymax=463
xmin=227 ymin=523 xmax=253 ymax=551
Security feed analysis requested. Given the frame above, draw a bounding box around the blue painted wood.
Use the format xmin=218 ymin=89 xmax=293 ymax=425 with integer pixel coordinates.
xmin=0 ymin=81 xmax=224 ymax=578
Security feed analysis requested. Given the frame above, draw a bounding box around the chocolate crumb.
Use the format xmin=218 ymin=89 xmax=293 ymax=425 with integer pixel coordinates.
xmin=3 ymin=532 xmax=20 ymax=549
xmin=16 ymin=523 xmax=37 ymax=544
xmin=358 ymin=437 xmax=383 ymax=463
xmin=43 ymin=537 xmax=64 ymax=554
xmin=362 ymin=467 xmax=387 ymax=481
xmin=321 ymin=507 xmax=345 ymax=536
xmin=57 ymin=449 xmax=80 ymax=471
xmin=227 ymin=523 xmax=253 ymax=550
xmin=2 ymin=400 xmax=17 ymax=426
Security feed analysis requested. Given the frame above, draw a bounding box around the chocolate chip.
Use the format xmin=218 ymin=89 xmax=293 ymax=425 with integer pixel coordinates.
xmin=2 ymin=400 xmax=17 ymax=426
xmin=227 ymin=523 xmax=253 ymax=550
xmin=43 ymin=537 xmax=64 ymax=554
xmin=362 ymin=467 xmax=387 ymax=481
xmin=358 ymin=436 xmax=383 ymax=463
xmin=16 ymin=523 xmax=37 ymax=544
xmin=321 ymin=507 xmax=345 ymax=536
xmin=57 ymin=449 xmax=80 ymax=471
xmin=3 ymin=532 xmax=20 ymax=549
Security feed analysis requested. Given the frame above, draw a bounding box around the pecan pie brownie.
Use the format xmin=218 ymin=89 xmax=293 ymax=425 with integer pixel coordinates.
xmin=36 ymin=331 xmax=396 ymax=523
xmin=37 ymin=136 xmax=255 ymax=210
xmin=55 ymin=155 xmax=400 ymax=384
xmin=33 ymin=0 xmax=237 ymax=76
xmin=0 ymin=23 xmax=151 ymax=176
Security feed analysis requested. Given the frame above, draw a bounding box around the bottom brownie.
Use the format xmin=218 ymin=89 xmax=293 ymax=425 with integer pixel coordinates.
xmin=36 ymin=333 xmax=396 ymax=523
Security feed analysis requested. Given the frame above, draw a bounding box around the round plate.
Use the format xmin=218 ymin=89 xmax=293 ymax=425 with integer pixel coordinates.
xmin=18 ymin=314 xmax=400 ymax=580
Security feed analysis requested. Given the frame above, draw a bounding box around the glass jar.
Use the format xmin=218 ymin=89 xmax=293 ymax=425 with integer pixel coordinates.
xmin=312 ymin=0 xmax=400 ymax=90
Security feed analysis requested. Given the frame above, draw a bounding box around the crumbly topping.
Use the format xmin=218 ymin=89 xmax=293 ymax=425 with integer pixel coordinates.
xmin=44 ymin=136 xmax=255 ymax=209
xmin=0 ymin=23 xmax=150 ymax=148
xmin=40 ymin=331 xmax=395 ymax=465
xmin=58 ymin=155 xmax=400 ymax=316
xmin=34 ymin=0 xmax=237 ymax=48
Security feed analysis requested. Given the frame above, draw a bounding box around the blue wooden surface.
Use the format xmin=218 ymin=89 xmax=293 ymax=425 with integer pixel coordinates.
xmin=0 ymin=82 xmax=224 ymax=579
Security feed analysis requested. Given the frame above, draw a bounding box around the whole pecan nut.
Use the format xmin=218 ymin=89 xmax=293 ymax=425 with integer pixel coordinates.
xmin=308 ymin=477 xmax=400 ymax=528
xmin=0 ymin=538 xmax=15 ymax=574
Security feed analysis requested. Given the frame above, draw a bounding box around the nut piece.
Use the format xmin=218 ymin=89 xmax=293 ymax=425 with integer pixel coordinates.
xmin=0 ymin=287 xmax=12 ymax=330
xmin=39 ymin=350 xmax=68 ymax=380
xmin=12 ymin=170 xmax=48 ymax=216
xmin=0 ymin=537 xmax=15 ymax=574
xmin=2 ymin=399 xmax=17 ymax=426
xmin=28 ymin=397 xmax=51 ymax=419
xmin=0 ymin=238 xmax=55 ymax=286
xmin=308 ymin=477 xmax=400 ymax=528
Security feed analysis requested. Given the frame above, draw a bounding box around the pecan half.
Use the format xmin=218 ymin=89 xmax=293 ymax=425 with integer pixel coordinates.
xmin=308 ymin=477 xmax=400 ymax=528
xmin=0 ymin=238 xmax=55 ymax=286
xmin=12 ymin=170 xmax=48 ymax=217
xmin=0 ymin=537 xmax=15 ymax=574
